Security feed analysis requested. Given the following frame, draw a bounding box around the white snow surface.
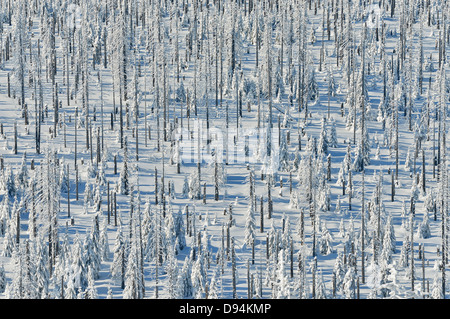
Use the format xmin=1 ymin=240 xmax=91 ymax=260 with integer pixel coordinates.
xmin=0 ymin=0 xmax=447 ymax=299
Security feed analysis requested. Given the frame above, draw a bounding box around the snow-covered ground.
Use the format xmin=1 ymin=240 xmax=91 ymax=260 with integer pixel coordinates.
xmin=0 ymin=0 xmax=448 ymax=299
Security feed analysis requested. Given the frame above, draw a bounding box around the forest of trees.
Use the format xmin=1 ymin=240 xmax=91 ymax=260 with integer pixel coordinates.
xmin=0 ymin=0 xmax=448 ymax=299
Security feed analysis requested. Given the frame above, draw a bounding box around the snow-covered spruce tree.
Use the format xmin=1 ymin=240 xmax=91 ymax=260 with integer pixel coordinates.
xmin=333 ymin=252 xmax=346 ymax=296
xmin=93 ymin=182 xmax=102 ymax=213
xmin=176 ymin=255 xmax=194 ymax=298
xmin=208 ymin=270 xmax=220 ymax=299
xmin=315 ymin=269 xmax=328 ymax=299
xmin=335 ymin=195 xmax=342 ymax=214
xmin=318 ymin=117 xmax=329 ymax=156
xmin=404 ymin=147 xmax=412 ymax=172
xmin=34 ymin=149 xmax=62 ymax=276
xmin=342 ymin=265 xmax=356 ymax=299
xmin=7 ymin=240 xmax=39 ymax=299
xmin=0 ymin=0 xmax=447 ymax=299
xmin=144 ymin=203 xmax=167 ymax=265
xmin=328 ymin=119 xmax=338 ymax=148
xmin=317 ymin=182 xmax=331 ymax=212
xmin=11 ymin=0 xmax=28 ymax=107
xmin=380 ymin=214 xmax=396 ymax=265
xmin=424 ymin=190 xmax=437 ymax=220
xmin=244 ymin=199 xmax=256 ymax=249
xmin=245 ymin=167 xmax=256 ymax=203
xmin=296 ymin=245 xmax=308 ymax=299
xmin=417 ymin=210 xmax=431 ymax=239
xmin=191 ymin=247 xmax=208 ymax=298
xmin=0 ymin=263 xmax=5 ymax=294
xmin=274 ymin=249 xmax=290 ymax=299
xmin=68 ymin=232 xmax=88 ymax=293
xmin=107 ymin=8 xmax=128 ymax=148
xmin=164 ymin=206 xmax=177 ymax=256
xmin=60 ymin=163 xmax=69 ymax=194
xmin=34 ymin=234 xmax=50 ymax=298
xmin=319 ymin=221 xmax=333 ymax=255
xmin=97 ymin=154 xmax=108 ymax=187
xmin=4 ymin=165 xmax=16 ymax=199
xmin=280 ymin=215 xmax=292 ymax=253
xmin=259 ymin=7 xmax=272 ymax=102
xmin=15 ymin=153 xmax=28 ymax=190
xmin=266 ymin=219 xmax=279 ymax=263
xmin=188 ymin=170 xmax=201 ymax=200
xmin=352 ymin=121 xmax=371 ymax=172
xmin=213 ymin=155 xmax=227 ymax=201
xmin=307 ymin=67 xmax=319 ymax=104
xmin=278 ymin=130 xmax=290 ymax=172
xmin=51 ymin=231 xmax=70 ymax=299
xmin=292 ymin=146 xmax=301 ymax=172
xmin=5 ymin=245 xmax=23 ymax=299
xmin=123 ymin=237 xmax=144 ymax=299
xmin=111 ymin=223 xmax=127 ymax=289
xmin=0 ymin=193 xmax=10 ymax=238
xmin=231 ymin=236 xmax=238 ymax=299
xmin=83 ymin=214 xmax=101 ymax=280
xmin=165 ymin=241 xmax=179 ymax=299
xmin=24 ymin=239 xmax=42 ymax=298
xmin=174 ymin=208 xmax=186 ymax=253
xmin=83 ymin=180 xmax=93 ymax=214
xmin=181 ymin=174 xmax=190 ymax=199
xmin=82 ymin=266 xmax=97 ymax=299
xmin=64 ymin=277 xmax=77 ymax=300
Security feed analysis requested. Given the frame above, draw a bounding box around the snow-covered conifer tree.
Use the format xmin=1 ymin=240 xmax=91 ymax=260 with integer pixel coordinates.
xmin=319 ymin=222 xmax=333 ymax=255
xmin=244 ymin=200 xmax=256 ymax=249
xmin=118 ymin=136 xmax=130 ymax=195
xmin=176 ymin=256 xmax=194 ymax=298
xmin=417 ymin=211 xmax=431 ymax=239
xmin=111 ymin=224 xmax=127 ymax=289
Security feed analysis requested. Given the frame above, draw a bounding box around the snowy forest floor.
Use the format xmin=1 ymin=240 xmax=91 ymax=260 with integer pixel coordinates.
xmin=0 ymin=0 xmax=448 ymax=299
